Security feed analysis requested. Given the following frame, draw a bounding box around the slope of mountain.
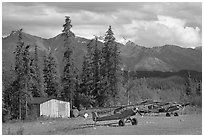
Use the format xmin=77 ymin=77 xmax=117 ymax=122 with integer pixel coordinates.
xmin=195 ymin=46 xmax=202 ymax=51
xmin=46 ymin=34 xmax=91 ymax=73
xmin=2 ymin=31 xmax=202 ymax=74
xmin=2 ymin=31 xmax=103 ymax=74
xmin=120 ymin=43 xmax=202 ymax=72
xmin=2 ymin=31 xmax=49 ymax=71
xmin=134 ymin=57 xmax=174 ymax=72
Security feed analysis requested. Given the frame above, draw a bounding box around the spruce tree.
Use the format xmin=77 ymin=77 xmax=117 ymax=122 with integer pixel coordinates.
xmin=79 ymin=38 xmax=103 ymax=107
xmin=101 ymin=26 xmax=120 ymax=106
xmin=2 ymin=67 xmax=17 ymax=120
xmin=14 ymin=29 xmax=32 ymax=119
xmin=81 ymin=39 xmax=95 ymax=95
xmin=92 ymin=37 xmax=104 ymax=106
xmin=110 ymin=37 xmax=120 ymax=102
xmin=61 ymin=16 xmax=76 ymax=108
xmin=14 ymin=28 xmax=24 ymax=119
xmin=30 ymin=45 xmax=45 ymax=97
xmin=43 ymin=50 xmax=59 ymax=97
xmin=23 ymin=44 xmax=32 ymax=118
xmin=81 ymin=55 xmax=91 ymax=95
xmin=185 ymin=73 xmax=193 ymax=96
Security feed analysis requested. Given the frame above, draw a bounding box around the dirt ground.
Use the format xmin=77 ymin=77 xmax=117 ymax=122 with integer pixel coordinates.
xmin=2 ymin=114 xmax=202 ymax=135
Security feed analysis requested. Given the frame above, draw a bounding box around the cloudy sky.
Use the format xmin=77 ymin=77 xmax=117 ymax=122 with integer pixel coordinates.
xmin=2 ymin=2 xmax=202 ymax=48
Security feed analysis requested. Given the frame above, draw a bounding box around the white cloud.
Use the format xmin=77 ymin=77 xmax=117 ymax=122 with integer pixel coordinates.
xmin=156 ymin=15 xmax=201 ymax=47
xmin=116 ymin=15 xmax=201 ymax=47
xmin=156 ymin=15 xmax=185 ymax=28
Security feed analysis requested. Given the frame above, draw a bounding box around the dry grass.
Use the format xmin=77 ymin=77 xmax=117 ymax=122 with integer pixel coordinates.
xmin=2 ymin=108 xmax=201 ymax=135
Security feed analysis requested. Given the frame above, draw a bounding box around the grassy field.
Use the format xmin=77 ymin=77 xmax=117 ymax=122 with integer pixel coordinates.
xmin=2 ymin=113 xmax=202 ymax=135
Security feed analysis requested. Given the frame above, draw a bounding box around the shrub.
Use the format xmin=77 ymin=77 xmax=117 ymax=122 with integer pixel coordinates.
xmin=190 ymin=95 xmax=202 ymax=107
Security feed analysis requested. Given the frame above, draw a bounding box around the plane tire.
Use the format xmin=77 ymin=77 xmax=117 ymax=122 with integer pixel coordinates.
xmin=174 ymin=112 xmax=179 ymax=116
xmin=166 ymin=113 xmax=170 ymax=117
xmin=119 ymin=119 xmax=125 ymax=126
xmin=131 ymin=118 xmax=138 ymax=125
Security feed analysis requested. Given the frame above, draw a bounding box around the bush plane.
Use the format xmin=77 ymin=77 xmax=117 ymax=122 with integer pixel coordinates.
xmin=136 ymin=100 xmax=190 ymax=117
xmin=91 ymin=100 xmax=189 ymax=126
xmin=156 ymin=102 xmax=190 ymax=117
xmin=92 ymin=106 xmax=139 ymax=126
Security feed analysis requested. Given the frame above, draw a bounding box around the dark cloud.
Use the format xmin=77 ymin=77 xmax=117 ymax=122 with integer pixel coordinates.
xmin=39 ymin=2 xmax=143 ymax=13
xmin=2 ymin=3 xmax=47 ymax=16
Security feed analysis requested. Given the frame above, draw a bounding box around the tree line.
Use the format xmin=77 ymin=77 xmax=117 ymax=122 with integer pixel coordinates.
xmin=3 ymin=16 xmax=121 ymax=120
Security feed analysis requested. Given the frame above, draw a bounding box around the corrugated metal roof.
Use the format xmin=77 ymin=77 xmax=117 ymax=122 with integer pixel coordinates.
xmin=27 ymin=97 xmax=69 ymax=104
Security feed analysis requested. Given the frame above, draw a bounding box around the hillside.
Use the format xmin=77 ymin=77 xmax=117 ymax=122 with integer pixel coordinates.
xmin=120 ymin=42 xmax=202 ymax=72
xmin=2 ymin=31 xmax=202 ymax=74
xmin=131 ymin=70 xmax=202 ymax=81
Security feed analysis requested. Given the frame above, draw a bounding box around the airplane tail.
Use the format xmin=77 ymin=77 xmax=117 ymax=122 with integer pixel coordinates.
xmin=92 ymin=112 xmax=98 ymax=122
xmin=133 ymin=107 xmax=143 ymax=116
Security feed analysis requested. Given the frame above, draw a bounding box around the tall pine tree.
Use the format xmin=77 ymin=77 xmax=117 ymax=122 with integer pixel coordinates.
xmin=80 ymin=54 xmax=91 ymax=95
xmin=92 ymin=37 xmax=104 ymax=106
xmin=43 ymin=50 xmax=59 ymax=97
xmin=79 ymin=38 xmax=102 ymax=107
xmin=2 ymin=66 xmax=18 ymax=120
xmin=61 ymin=16 xmax=77 ymax=108
xmin=14 ymin=29 xmax=32 ymax=119
xmin=30 ymin=45 xmax=45 ymax=97
xmin=80 ymin=39 xmax=94 ymax=95
xmin=101 ymin=26 xmax=120 ymax=106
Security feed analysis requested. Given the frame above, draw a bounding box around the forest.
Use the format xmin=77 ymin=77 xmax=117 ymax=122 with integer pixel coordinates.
xmin=2 ymin=16 xmax=202 ymax=121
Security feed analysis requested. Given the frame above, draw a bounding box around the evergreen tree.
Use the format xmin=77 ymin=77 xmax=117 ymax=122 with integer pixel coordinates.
xmin=80 ymin=55 xmax=91 ymax=95
xmin=23 ymin=44 xmax=32 ymax=118
xmin=196 ymin=81 xmax=202 ymax=96
xmin=3 ymin=78 xmax=20 ymax=119
xmin=2 ymin=67 xmax=17 ymax=120
xmin=77 ymin=39 xmax=97 ymax=108
xmin=80 ymin=39 xmax=95 ymax=95
xmin=30 ymin=45 xmax=45 ymax=97
xmin=79 ymin=38 xmax=103 ymax=107
xmin=92 ymin=37 xmax=104 ymax=106
xmin=43 ymin=50 xmax=59 ymax=97
xmin=100 ymin=26 xmax=120 ymax=106
xmin=61 ymin=16 xmax=76 ymax=108
xmin=185 ymin=73 xmax=193 ymax=96
xmin=14 ymin=29 xmax=32 ymax=119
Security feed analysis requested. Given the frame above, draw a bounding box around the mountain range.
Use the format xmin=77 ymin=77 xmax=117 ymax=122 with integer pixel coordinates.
xmin=2 ymin=30 xmax=202 ymax=75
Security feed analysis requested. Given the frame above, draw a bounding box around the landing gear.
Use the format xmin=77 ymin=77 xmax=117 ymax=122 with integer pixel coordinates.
xmin=119 ymin=118 xmax=138 ymax=126
xmin=166 ymin=112 xmax=170 ymax=117
xmin=119 ymin=119 xmax=125 ymax=126
xmin=174 ymin=112 xmax=179 ymax=116
xmin=131 ymin=118 xmax=138 ymax=125
xmin=166 ymin=112 xmax=179 ymax=117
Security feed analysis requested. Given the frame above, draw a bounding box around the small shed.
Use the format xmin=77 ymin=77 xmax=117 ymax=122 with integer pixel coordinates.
xmin=28 ymin=97 xmax=70 ymax=118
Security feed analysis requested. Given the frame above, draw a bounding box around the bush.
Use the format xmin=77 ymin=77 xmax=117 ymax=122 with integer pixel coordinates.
xmin=190 ymin=95 xmax=202 ymax=107
xmin=118 ymin=76 xmax=202 ymax=106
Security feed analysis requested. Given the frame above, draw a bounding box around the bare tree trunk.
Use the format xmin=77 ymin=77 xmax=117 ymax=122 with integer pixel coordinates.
xmin=70 ymin=90 xmax=73 ymax=109
xmin=127 ymin=89 xmax=130 ymax=105
xmin=25 ymin=83 xmax=28 ymax=119
xmin=25 ymin=99 xmax=28 ymax=119
xmin=19 ymin=93 xmax=21 ymax=120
